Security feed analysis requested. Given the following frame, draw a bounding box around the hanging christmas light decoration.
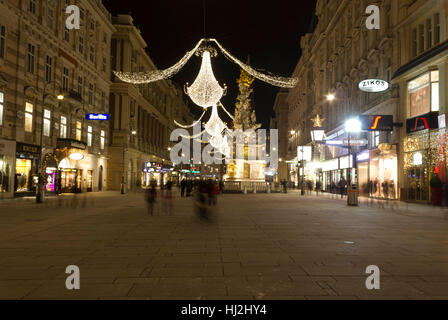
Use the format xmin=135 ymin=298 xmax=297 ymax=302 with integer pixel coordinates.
xmin=184 ymin=47 xmax=227 ymax=108
xmin=113 ymin=38 xmax=298 ymax=89
xmin=113 ymin=39 xmax=205 ymax=84
xmin=204 ymin=104 xmax=227 ymax=137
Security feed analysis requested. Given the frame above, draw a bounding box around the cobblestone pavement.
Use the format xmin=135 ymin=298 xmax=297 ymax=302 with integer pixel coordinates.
xmin=0 ymin=190 xmax=447 ymax=300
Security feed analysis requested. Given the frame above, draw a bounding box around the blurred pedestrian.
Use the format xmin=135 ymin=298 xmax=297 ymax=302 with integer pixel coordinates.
xmin=180 ymin=178 xmax=186 ymax=197
xmin=145 ymin=183 xmax=157 ymax=215
xmin=338 ymin=177 xmax=347 ymax=199
xmin=163 ymin=181 xmax=173 ymax=215
xmin=316 ymin=181 xmax=322 ymax=196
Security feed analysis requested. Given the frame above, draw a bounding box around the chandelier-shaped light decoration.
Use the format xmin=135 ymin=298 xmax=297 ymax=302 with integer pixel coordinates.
xmin=204 ymin=104 xmax=227 ymax=137
xmin=184 ymin=48 xmax=227 ymax=108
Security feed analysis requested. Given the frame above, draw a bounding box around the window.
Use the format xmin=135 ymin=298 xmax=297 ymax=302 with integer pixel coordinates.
xmin=76 ymin=121 xmax=82 ymax=141
xmin=43 ymin=109 xmax=51 ymax=137
xmin=100 ymin=130 xmax=105 ymax=150
xmin=103 ymin=32 xmax=107 ymax=44
xmin=27 ymin=44 xmax=35 ymax=74
xmin=60 ymin=116 xmax=67 ymax=138
xmin=90 ymin=19 xmax=95 ymax=31
xmin=78 ymin=36 xmax=84 ymax=54
xmin=79 ymin=7 xmax=84 ymax=21
xmin=88 ymin=83 xmax=94 ymax=105
xmin=64 ymin=28 xmax=70 ymax=42
xmin=434 ymin=13 xmax=440 ymax=45
xmin=408 ymin=71 xmax=439 ymax=117
xmin=62 ymin=67 xmax=69 ymax=91
xmin=0 ymin=25 xmax=5 ymax=59
xmin=29 ymin=0 xmax=36 ymax=14
xmin=89 ymin=45 xmax=95 ymax=62
xmin=45 ymin=56 xmax=52 ymax=82
xmin=426 ymin=18 xmax=432 ymax=50
xmin=47 ymin=7 xmax=54 ymax=29
xmin=102 ymin=56 xmax=106 ymax=72
xmin=77 ymin=76 xmax=83 ymax=96
xmin=87 ymin=126 xmax=92 ymax=147
xmin=25 ymin=102 xmax=33 ymax=132
xmin=371 ymin=131 xmax=380 ymax=148
xmin=418 ymin=24 xmax=424 ymax=54
xmin=412 ymin=28 xmax=417 ymax=57
xmin=101 ymin=91 xmax=105 ymax=110
xmin=0 ymin=92 xmax=3 ymax=126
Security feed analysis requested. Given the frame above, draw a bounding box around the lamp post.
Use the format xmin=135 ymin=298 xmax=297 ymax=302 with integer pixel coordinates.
xmin=344 ymin=118 xmax=362 ymax=206
xmin=36 ymin=82 xmax=64 ymax=203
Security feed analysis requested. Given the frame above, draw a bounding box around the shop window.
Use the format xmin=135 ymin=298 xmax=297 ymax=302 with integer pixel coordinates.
xmin=100 ymin=130 xmax=105 ymax=150
xmin=15 ymin=159 xmax=32 ymax=192
xmin=76 ymin=121 xmax=82 ymax=141
xmin=0 ymin=92 xmax=3 ymax=126
xmin=0 ymin=155 xmax=11 ymax=193
xmin=408 ymin=71 xmax=439 ymax=118
xmin=43 ymin=109 xmax=51 ymax=137
xmin=87 ymin=125 xmax=92 ymax=147
xmin=0 ymin=25 xmax=5 ymax=59
xmin=60 ymin=115 xmax=67 ymax=138
xmin=25 ymin=102 xmax=33 ymax=132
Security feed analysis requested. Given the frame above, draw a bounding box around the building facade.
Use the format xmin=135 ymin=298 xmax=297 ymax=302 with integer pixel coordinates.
xmin=286 ymin=0 xmax=446 ymax=203
xmin=0 ymin=0 xmax=115 ymax=198
xmin=270 ymin=89 xmax=289 ymax=183
xmin=109 ymin=15 xmax=193 ymax=191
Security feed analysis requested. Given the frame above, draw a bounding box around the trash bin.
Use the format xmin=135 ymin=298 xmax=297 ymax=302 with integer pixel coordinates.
xmin=347 ymin=184 xmax=359 ymax=206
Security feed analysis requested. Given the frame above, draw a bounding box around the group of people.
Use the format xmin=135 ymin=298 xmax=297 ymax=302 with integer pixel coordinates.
xmin=144 ymin=180 xmax=173 ymax=216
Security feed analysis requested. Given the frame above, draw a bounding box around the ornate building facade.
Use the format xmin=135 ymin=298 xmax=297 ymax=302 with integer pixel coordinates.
xmin=109 ymin=15 xmax=193 ymax=191
xmin=286 ymin=0 xmax=447 ymax=203
xmin=0 ymin=0 xmax=115 ymax=198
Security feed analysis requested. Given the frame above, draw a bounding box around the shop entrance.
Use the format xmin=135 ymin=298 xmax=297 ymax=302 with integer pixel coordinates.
xmin=98 ymin=166 xmax=103 ymax=191
xmin=87 ymin=170 xmax=93 ymax=192
xmin=407 ymin=167 xmax=429 ymax=202
xmin=60 ymin=169 xmax=82 ymax=193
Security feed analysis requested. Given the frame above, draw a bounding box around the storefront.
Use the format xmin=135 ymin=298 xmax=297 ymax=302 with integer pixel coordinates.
xmin=0 ymin=139 xmax=15 ymax=199
xmin=356 ymin=146 xmax=398 ymax=199
xmin=15 ymin=142 xmax=41 ymax=196
xmin=142 ymin=162 xmax=173 ymax=187
xmin=321 ymin=156 xmax=353 ymax=193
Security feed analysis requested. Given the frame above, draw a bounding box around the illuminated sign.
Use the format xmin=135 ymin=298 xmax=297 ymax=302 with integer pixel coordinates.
xmin=326 ymin=139 xmax=368 ymax=147
xmin=359 ymin=79 xmax=389 ymax=92
xmin=87 ymin=114 xmax=110 ymax=120
xmin=359 ymin=115 xmax=394 ymax=131
xmin=406 ymin=112 xmax=439 ymax=133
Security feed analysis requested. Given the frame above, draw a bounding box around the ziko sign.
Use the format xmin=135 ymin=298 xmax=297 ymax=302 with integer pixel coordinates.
xmin=358 ymin=79 xmax=389 ymax=93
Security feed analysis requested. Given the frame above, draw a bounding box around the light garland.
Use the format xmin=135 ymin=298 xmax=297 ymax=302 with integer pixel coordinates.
xmin=184 ymin=50 xmax=227 ymax=108
xmin=211 ymin=39 xmax=298 ymax=88
xmin=174 ymin=109 xmax=207 ymax=129
xmin=113 ymin=39 xmax=205 ymax=84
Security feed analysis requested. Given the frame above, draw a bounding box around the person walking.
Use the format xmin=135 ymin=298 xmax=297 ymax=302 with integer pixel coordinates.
xmin=145 ymin=183 xmax=157 ymax=215
xmin=180 ymin=178 xmax=186 ymax=197
xmin=338 ymin=177 xmax=347 ymax=199
xmin=316 ymin=181 xmax=322 ymax=196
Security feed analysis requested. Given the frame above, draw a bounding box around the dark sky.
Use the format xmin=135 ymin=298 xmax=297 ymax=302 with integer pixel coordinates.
xmin=102 ymin=0 xmax=317 ymax=128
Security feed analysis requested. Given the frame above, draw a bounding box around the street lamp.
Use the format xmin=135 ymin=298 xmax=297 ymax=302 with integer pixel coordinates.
xmin=36 ymin=82 xmax=63 ymax=203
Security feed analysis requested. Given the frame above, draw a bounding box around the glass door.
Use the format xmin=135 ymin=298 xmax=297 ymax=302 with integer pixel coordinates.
xmin=87 ymin=170 xmax=93 ymax=192
xmin=407 ymin=167 xmax=429 ymax=202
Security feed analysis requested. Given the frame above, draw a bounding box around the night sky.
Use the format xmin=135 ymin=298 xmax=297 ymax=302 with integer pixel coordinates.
xmin=102 ymin=0 xmax=317 ymax=128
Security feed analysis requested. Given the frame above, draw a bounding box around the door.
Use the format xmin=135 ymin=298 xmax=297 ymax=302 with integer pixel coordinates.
xmin=407 ymin=167 xmax=429 ymax=202
xmin=87 ymin=170 xmax=93 ymax=192
xmin=98 ymin=166 xmax=103 ymax=191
